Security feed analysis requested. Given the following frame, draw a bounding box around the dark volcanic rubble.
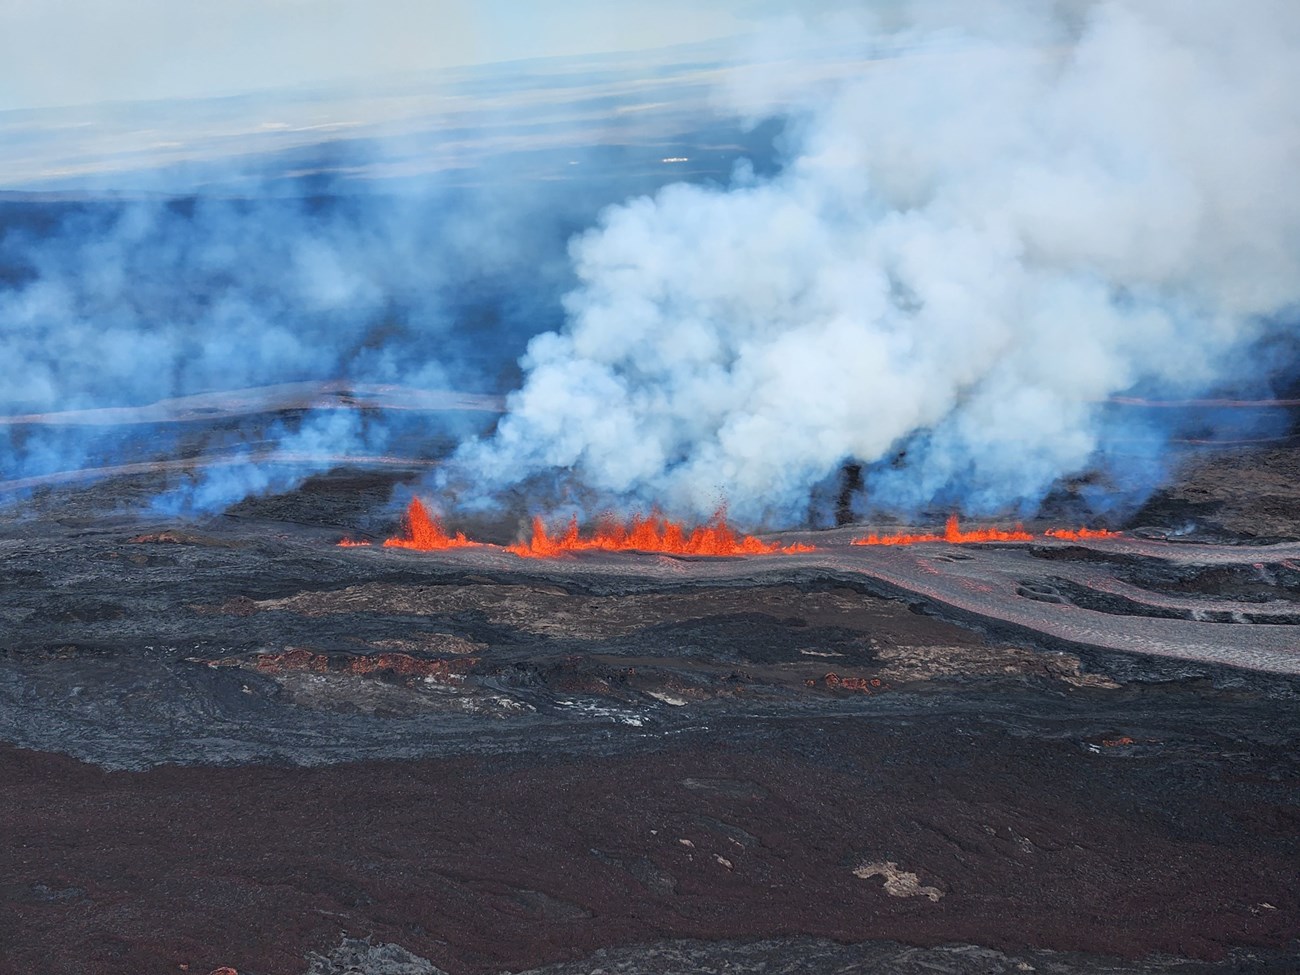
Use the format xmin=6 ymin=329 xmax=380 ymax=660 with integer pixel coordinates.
xmin=1 ymin=471 xmax=1298 ymax=974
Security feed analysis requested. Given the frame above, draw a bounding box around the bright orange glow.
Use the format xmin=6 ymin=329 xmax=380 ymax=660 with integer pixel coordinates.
xmin=850 ymin=528 xmax=947 ymax=547
xmin=346 ymin=499 xmax=813 ymax=558
xmin=852 ymin=515 xmax=1105 ymax=546
xmin=940 ymin=513 xmax=1032 ymax=543
xmin=347 ymin=501 xmax=1119 ymax=559
xmin=382 ymin=498 xmax=482 ymax=551
xmin=1044 ymin=527 xmax=1123 ymax=540
xmin=507 ymin=510 xmax=816 ymax=558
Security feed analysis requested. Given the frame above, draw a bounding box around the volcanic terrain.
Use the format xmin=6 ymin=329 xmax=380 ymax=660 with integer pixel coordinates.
xmin=1 ymin=444 xmax=1299 ymax=975
xmin=5 ymin=2 xmax=1300 ymax=969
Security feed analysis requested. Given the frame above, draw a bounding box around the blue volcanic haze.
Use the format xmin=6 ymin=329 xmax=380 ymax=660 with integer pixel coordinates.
xmin=2 ymin=2 xmax=1299 ymax=524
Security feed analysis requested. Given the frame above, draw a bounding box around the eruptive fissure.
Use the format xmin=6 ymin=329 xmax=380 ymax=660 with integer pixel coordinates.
xmin=505 ymin=511 xmax=817 ymax=558
xmin=343 ymin=502 xmax=1120 ymax=556
xmin=1042 ymin=527 xmax=1125 ymax=541
xmin=340 ymin=498 xmax=816 ymax=557
xmin=852 ymin=516 xmax=1119 ymax=547
xmin=380 ymin=498 xmax=481 ymax=551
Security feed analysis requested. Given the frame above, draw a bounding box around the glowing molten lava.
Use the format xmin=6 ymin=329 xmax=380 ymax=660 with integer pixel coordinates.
xmin=341 ymin=501 xmax=1117 ymax=558
xmin=507 ymin=511 xmax=815 ymax=558
xmin=853 ymin=515 xmax=1117 ymax=546
xmin=380 ymin=498 xmax=481 ymax=551
xmin=1043 ymin=527 xmax=1123 ymax=540
xmin=340 ymin=499 xmax=812 ymax=558
xmin=853 ymin=515 xmax=1031 ymax=546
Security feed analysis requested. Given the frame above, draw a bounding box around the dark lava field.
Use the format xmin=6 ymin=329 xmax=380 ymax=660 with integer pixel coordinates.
xmin=2 ymin=450 xmax=1299 ymax=975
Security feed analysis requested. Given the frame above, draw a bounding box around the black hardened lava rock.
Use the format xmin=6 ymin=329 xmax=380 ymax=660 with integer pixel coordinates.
xmin=1 ymin=472 xmax=1299 ymax=974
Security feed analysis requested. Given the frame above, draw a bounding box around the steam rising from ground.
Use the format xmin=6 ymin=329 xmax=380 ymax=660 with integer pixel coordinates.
xmin=455 ymin=0 xmax=1300 ymax=523
xmin=3 ymin=2 xmax=1298 ymax=525
xmin=0 ymin=179 xmax=590 ymax=508
xmin=0 ymin=52 xmax=779 ymax=512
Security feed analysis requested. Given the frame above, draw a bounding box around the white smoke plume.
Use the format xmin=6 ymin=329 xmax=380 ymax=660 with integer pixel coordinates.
xmin=0 ymin=53 xmax=784 ymax=511
xmin=455 ymin=0 xmax=1300 ymax=524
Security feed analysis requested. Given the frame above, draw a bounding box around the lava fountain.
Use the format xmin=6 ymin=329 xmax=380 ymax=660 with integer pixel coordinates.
xmin=343 ymin=502 xmax=1117 ymax=556
xmin=341 ymin=500 xmax=815 ymax=557
xmin=506 ymin=511 xmax=816 ymax=558
xmin=336 ymin=498 xmax=483 ymax=551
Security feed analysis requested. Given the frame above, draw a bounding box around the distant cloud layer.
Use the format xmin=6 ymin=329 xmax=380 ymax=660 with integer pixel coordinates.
xmin=0 ymin=0 xmax=758 ymax=110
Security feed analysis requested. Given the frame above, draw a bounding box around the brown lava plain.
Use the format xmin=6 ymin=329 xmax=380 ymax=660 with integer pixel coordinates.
xmin=2 ymin=458 xmax=1300 ymax=975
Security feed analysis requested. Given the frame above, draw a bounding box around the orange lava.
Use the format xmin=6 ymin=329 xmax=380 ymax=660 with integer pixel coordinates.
xmin=340 ymin=504 xmax=1123 ymax=556
xmin=381 ymin=498 xmax=481 ymax=551
xmin=1044 ymin=527 xmax=1123 ymax=540
xmin=850 ymin=528 xmax=947 ymax=547
xmin=507 ymin=510 xmax=816 ymax=558
xmin=853 ymin=516 xmax=1121 ymax=546
xmin=853 ymin=514 xmax=1033 ymax=546
xmin=340 ymin=498 xmax=814 ymax=559
xmin=347 ymin=501 xmax=1118 ymax=559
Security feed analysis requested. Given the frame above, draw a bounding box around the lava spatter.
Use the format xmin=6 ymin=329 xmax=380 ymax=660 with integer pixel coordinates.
xmin=343 ymin=499 xmax=815 ymax=558
xmin=506 ymin=510 xmax=816 ymax=558
xmin=380 ymin=498 xmax=482 ymax=551
xmin=853 ymin=516 xmax=1117 ymax=546
xmin=1043 ymin=527 xmax=1123 ymax=541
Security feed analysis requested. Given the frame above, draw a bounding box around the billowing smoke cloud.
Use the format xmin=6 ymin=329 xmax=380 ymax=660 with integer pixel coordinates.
xmin=0 ymin=49 xmax=788 ymax=511
xmin=455 ymin=0 xmax=1300 ymax=524
xmin=0 ymin=180 xmax=583 ymax=412
xmin=148 ymin=409 xmax=389 ymax=515
xmin=0 ymin=170 xmax=605 ymax=506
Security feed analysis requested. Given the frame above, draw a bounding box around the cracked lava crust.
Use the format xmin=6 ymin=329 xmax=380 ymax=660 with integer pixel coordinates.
xmin=1 ymin=464 xmax=1299 ymax=975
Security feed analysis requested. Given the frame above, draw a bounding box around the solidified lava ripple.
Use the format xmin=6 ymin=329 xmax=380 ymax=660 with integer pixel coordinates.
xmin=1 ymin=471 xmax=1299 ymax=975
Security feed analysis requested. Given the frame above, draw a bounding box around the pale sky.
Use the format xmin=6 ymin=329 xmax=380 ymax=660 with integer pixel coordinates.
xmin=0 ymin=0 xmax=791 ymax=111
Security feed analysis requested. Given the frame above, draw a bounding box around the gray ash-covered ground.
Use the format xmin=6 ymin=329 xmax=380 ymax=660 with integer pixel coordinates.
xmin=2 ymin=454 xmax=1300 ymax=974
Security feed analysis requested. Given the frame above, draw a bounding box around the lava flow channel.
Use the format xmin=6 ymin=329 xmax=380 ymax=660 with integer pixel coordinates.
xmin=507 ymin=511 xmax=816 ymax=558
xmin=852 ymin=515 xmax=1119 ymax=546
